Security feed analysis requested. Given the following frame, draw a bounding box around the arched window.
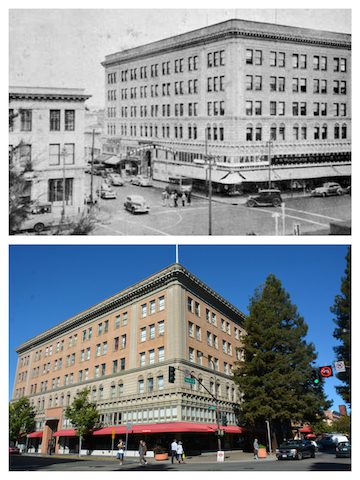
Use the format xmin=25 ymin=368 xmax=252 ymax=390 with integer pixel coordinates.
xmin=246 ymin=123 xmax=253 ymax=142
xmin=334 ymin=123 xmax=340 ymax=139
xmin=321 ymin=124 xmax=328 ymax=140
xmin=341 ymin=123 xmax=347 ymax=139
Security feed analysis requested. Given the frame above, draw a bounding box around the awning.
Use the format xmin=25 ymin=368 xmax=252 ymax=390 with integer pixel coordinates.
xmin=27 ymin=431 xmax=43 ymax=438
xmin=98 ymin=422 xmax=245 ymax=434
xmin=53 ymin=429 xmax=77 ymax=437
xmin=299 ymin=426 xmax=313 ymax=434
xmin=94 ymin=153 xmax=115 ymax=164
xmin=103 ymin=155 xmax=122 ymax=166
xmin=93 ymin=426 xmax=127 ymax=436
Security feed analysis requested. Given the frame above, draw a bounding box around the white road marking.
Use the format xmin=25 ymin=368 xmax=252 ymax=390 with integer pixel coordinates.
xmin=284 ymin=207 xmax=344 ymax=222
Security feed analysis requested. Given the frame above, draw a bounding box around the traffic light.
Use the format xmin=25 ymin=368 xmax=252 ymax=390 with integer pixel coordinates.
xmin=168 ymin=366 xmax=176 ymax=383
xmin=311 ymin=368 xmax=320 ymax=386
xmin=221 ymin=414 xmax=228 ymax=427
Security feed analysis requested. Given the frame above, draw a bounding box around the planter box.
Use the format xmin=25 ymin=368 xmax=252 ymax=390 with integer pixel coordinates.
xmin=155 ymin=453 xmax=169 ymax=461
xmin=258 ymin=447 xmax=267 ymax=459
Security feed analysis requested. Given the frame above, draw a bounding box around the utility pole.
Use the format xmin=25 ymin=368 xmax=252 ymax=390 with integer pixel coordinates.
xmin=267 ymin=140 xmax=273 ymax=189
xmin=61 ymin=146 xmax=66 ymax=221
xmin=205 ymin=131 xmax=213 ymax=235
xmin=90 ymin=129 xmax=95 ymax=205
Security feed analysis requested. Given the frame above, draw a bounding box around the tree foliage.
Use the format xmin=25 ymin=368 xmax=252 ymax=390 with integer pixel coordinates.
xmin=233 ymin=274 xmax=331 ymax=444
xmin=9 ymin=149 xmax=33 ymax=234
xmin=331 ymin=247 xmax=351 ymax=406
xmin=64 ymin=388 xmax=99 ymax=438
xmin=9 ymin=397 xmax=36 ymax=444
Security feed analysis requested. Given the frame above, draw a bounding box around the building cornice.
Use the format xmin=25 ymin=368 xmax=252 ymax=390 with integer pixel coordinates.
xmin=102 ymin=18 xmax=351 ymax=67
xmin=16 ymin=264 xmax=246 ymax=354
xmin=9 ymin=93 xmax=92 ymax=102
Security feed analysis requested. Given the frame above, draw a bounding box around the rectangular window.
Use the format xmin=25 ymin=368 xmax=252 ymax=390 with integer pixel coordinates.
xmin=20 ymin=109 xmax=32 ymax=131
xmin=270 ymin=101 xmax=277 ymax=116
xmin=149 ymin=300 xmax=156 ymax=314
xmin=246 ymin=49 xmax=253 ymax=64
xmin=140 ymin=327 xmax=146 ymax=342
xmin=140 ymin=352 xmax=146 ymax=367
xmin=48 ymin=178 xmax=73 ymax=204
xmin=270 ymin=51 xmax=276 ymax=67
xmin=158 ymin=320 xmax=165 ymax=336
xmin=49 ymin=144 xmax=60 ymax=165
xmin=50 ymin=110 xmax=61 ymax=131
xmin=64 ymin=110 xmax=75 ymax=131
xmin=149 ymin=349 xmax=155 ymax=365
xmin=300 ymin=102 xmax=307 ymax=116
xmin=141 ymin=304 xmax=147 ymax=318
xmin=149 ymin=324 xmax=155 ymax=339
xmin=188 ymin=297 xmax=193 ymax=312
xmin=64 ymin=143 xmax=75 ymax=165
xmin=158 ymin=347 xmax=164 ymax=362
xmin=255 ymin=50 xmax=262 ymax=65
xmin=278 ymin=52 xmax=285 ymax=67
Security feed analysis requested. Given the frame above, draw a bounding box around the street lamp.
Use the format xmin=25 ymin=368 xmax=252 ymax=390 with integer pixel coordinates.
xmin=198 ymin=353 xmax=222 ymax=452
xmin=266 ymin=140 xmax=273 ymax=189
xmin=194 ymin=130 xmax=216 ymax=235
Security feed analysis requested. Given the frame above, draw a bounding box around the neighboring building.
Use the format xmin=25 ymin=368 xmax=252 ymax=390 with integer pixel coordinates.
xmin=13 ymin=264 xmax=247 ymax=455
xmin=9 ymin=86 xmax=91 ymax=217
xmin=102 ymin=18 xmax=351 ymax=193
xmin=324 ymin=409 xmax=343 ymax=425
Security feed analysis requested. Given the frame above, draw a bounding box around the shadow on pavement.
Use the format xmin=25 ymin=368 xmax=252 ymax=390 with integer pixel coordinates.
xmin=309 ymin=461 xmax=351 ymax=471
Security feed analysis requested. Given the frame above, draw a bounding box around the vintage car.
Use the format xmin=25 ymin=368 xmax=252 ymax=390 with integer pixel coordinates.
xmin=246 ymin=189 xmax=283 ymax=208
xmin=124 ymin=195 xmax=150 ymax=214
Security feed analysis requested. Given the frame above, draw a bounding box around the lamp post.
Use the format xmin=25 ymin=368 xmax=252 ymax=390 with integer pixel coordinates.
xmin=266 ymin=140 xmax=273 ymax=189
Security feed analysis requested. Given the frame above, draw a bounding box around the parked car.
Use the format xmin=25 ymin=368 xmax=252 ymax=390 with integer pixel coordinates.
xmin=335 ymin=441 xmax=351 ymax=458
xmin=100 ymin=185 xmax=117 ymax=199
xmin=9 ymin=446 xmax=21 ymax=455
xmin=107 ymin=173 xmax=124 ymax=186
xmin=246 ymin=189 xmax=283 ymax=208
xmin=130 ymin=175 xmax=153 ymax=187
xmin=124 ymin=195 xmax=150 ymax=214
xmin=18 ymin=204 xmax=58 ymax=233
xmin=318 ymin=434 xmax=349 ymax=451
xmin=311 ymin=182 xmax=343 ymax=197
xmin=276 ymin=440 xmax=316 ymax=460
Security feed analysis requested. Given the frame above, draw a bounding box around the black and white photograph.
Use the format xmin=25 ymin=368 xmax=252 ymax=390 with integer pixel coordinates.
xmin=9 ymin=8 xmax=351 ymax=236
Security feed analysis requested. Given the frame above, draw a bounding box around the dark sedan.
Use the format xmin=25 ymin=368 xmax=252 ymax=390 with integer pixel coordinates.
xmin=336 ymin=441 xmax=351 ymax=458
xmin=276 ymin=440 xmax=316 ymax=460
xmin=246 ymin=189 xmax=283 ymax=208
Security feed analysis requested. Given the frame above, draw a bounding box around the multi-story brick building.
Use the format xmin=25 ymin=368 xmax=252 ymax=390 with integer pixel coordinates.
xmin=102 ymin=18 xmax=351 ymax=193
xmin=13 ymin=264 xmax=246 ymax=455
xmin=9 ymin=86 xmax=91 ymax=218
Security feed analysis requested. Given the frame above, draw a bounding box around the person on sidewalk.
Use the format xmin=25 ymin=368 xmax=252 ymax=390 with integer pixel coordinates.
xmin=117 ymin=439 xmax=125 ymax=465
xmin=176 ymin=441 xmax=184 ymax=463
xmin=181 ymin=192 xmax=187 ymax=207
xmin=170 ymin=439 xmax=178 ymax=464
xmin=139 ymin=440 xmax=148 ymax=465
xmin=253 ymin=438 xmax=259 ymax=460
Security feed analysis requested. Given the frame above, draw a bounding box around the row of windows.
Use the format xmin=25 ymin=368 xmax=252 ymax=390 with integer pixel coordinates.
xmin=245 ymin=123 xmax=348 ymax=142
xmin=245 ymin=100 xmax=347 ymax=117
xmin=139 ymin=321 xmax=165 ymax=342
xmin=246 ymin=50 xmax=348 ymax=72
xmin=116 ymin=123 xmax=199 ymax=141
xmin=140 ymin=296 xmax=165 ymax=318
xmin=139 ymin=347 xmax=165 ymax=367
xmin=9 ymin=109 xmax=75 ymax=132
xmin=120 ymin=79 xmax=200 ymax=99
xmin=246 ymin=75 xmax=347 ymax=94
xmin=120 ymin=56 xmax=199 ymax=82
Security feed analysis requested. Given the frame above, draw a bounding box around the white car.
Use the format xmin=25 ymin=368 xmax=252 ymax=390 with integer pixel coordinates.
xmin=107 ymin=173 xmax=124 ymax=186
xmin=18 ymin=204 xmax=68 ymax=233
xmin=130 ymin=175 xmax=153 ymax=187
xmin=311 ymin=182 xmax=343 ymax=197
xmin=124 ymin=195 xmax=150 ymax=214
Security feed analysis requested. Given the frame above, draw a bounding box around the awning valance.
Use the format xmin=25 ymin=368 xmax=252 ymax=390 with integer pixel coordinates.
xmin=53 ymin=429 xmax=77 ymax=437
xmin=27 ymin=431 xmax=43 ymax=438
xmin=93 ymin=426 xmax=127 ymax=435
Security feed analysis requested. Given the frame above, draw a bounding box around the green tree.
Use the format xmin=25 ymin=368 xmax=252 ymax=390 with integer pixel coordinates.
xmin=331 ymin=414 xmax=351 ymax=436
xmin=331 ymin=247 xmax=351 ymax=406
xmin=9 ymin=397 xmax=36 ymax=444
xmin=9 ymin=146 xmax=33 ymax=234
xmin=233 ymin=274 xmax=331 ymax=448
xmin=64 ymin=388 xmax=100 ymax=456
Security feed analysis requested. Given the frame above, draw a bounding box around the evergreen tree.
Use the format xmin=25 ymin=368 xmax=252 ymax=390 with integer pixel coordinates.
xmin=64 ymin=388 xmax=100 ymax=456
xmin=331 ymin=247 xmax=351 ymax=406
xmin=9 ymin=397 xmax=36 ymax=444
xmin=233 ymin=274 xmax=330 ymax=448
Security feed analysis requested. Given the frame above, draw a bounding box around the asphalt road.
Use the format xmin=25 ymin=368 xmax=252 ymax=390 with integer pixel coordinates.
xmin=88 ymin=179 xmax=351 ymax=236
xmin=9 ymin=452 xmax=351 ymax=471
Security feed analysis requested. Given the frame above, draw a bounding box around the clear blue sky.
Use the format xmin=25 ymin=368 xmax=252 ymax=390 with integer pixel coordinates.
xmin=9 ymin=244 xmax=349 ymax=412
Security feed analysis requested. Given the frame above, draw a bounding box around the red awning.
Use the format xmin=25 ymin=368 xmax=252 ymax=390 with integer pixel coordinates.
xmin=27 ymin=431 xmax=43 ymax=438
xmin=53 ymin=429 xmax=77 ymax=437
xmin=299 ymin=426 xmax=313 ymax=433
xmin=93 ymin=426 xmax=127 ymax=436
xmin=223 ymin=425 xmax=245 ymax=434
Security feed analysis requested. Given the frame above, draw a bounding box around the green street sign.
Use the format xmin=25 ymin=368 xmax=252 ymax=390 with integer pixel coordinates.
xmin=184 ymin=377 xmax=195 ymax=384
xmin=208 ymin=405 xmax=217 ymax=410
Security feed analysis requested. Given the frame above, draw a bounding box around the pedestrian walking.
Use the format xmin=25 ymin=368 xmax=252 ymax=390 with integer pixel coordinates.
xmin=187 ymin=191 xmax=192 ymax=205
xmin=162 ymin=190 xmax=168 ymax=207
xmin=176 ymin=441 xmax=184 ymax=463
xmin=139 ymin=440 xmax=148 ymax=465
xmin=181 ymin=192 xmax=186 ymax=207
xmin=174 ymin=191 xmax=178 ymax=207
xmin=170 ymin=192 xmax=175 ymax=207
xmin=253 ymin=438 xmax=259 ymax=460
xmin=170 ymin=439 xmax=178 ymax=464
xmin=117 ymin=439 xmax=125 ymax=465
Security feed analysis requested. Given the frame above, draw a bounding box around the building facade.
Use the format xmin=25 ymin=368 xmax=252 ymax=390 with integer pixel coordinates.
xmin=13 ymin=264 xmax=246 ymax=455
xmin=102 ymin=19 xmax=351 ymax=193
xmin=9 ymin=86 xmax=91 ymax=217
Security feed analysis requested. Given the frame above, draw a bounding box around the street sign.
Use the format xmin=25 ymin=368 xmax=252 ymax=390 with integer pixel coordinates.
xmin=217 ymin=451 xmax=225 ymax=462
xmin=334 ymin=361 xmax=346 ymax=373
xmin=208 ymin=405 xmax=217 ymax=410
xmin=184 ymin=377 xmax=195 ymax=384
xmin=319 ymin=365 xmax=333 ymax=377
xmin=126 ymin=423 xmax=132 ymax=431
